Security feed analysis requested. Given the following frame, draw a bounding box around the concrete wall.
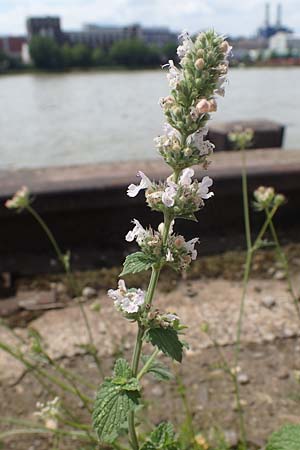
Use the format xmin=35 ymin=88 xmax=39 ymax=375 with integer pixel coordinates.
xmin=0 ymin=149 xmax=300 ymax=275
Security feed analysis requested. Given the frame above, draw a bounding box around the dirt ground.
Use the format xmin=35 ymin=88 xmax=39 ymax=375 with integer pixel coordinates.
xmin=1 ymin=248 xmax=300 ymax=449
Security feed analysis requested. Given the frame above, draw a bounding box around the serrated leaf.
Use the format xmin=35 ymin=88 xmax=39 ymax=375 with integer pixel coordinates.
xmin=114 ymin=358 xmax=133 ymax=379
xmin=92 ymin=379 xmax=140 ymax=443
xmin=120 ymin=252 xmax=155 ymax=276
xmin=141 ymin=422 xmax=178 ymax=450
xmin=141 ymin=355 xmax=173 ymax=381
xmin=147 ymin=328 xmax=184 ymax=363
xmin=151 ymin=422 xmax=176 ymax=446
xmin=266 ymin=424 xmax=300 ymax=450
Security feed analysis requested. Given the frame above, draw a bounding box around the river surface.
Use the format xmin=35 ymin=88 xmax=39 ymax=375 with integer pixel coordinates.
xmin=0 ymin=67 xmax=299 ymax=170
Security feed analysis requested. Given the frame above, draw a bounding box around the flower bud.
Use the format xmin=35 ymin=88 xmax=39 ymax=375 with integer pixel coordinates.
xmin=197 ymin=48 xmax=204 ymax=57
xmin=196 ymin=99 xmax=210 ymax=114
xmin=194 ymin=58 xmax=204 ymax=70
xmin=208 ymin=98 xmax=217 ymax=112
xmin=275 ymin=194 xmax=285 ymax=205
xmin=173 ymin=143 xmax=181 ymax=153
xmin=220 ymin=40 xmax=230 ymax=53
xmin=174 ymin=236 xmax=185 ymax=248
xmin=172 ymin=106 xmax=182 ymax=118
xmin=183 ymin=147 xmax=193 ymax=157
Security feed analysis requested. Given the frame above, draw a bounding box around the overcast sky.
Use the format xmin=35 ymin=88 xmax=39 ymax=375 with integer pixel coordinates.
xmin=0 ymin=0 xmax=299 ymax=37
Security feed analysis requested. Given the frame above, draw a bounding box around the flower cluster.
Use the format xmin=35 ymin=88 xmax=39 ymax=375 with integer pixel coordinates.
xmin=156 ymin=30 xmax=231 ymax=170
xmin=127 ymin=169 xmax=213 ymax=218
xmin=5 ymin=186 xmax=31 ymax=211
xmin=108 ymin=280 xmax=145 ymax=315
xmin=146 ymin=309 xmax=180 ymax=329
xmin=154 ymin=124 xmax=214 ymax=170
xmin=34 ymin=397 xmax=60 ymax=430
xmin=228 ymin=127 xmax=254 ymax=150
xmin=253 ymin=186 xmax=285 ymax=211
xmin=125 ymin=219 xmax=199 ymax=270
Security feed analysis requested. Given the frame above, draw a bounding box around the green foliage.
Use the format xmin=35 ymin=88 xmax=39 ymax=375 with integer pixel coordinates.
xmin=120 ymin=251 xmax=155 ymax=276
xmin=147 ymin=328 xmax=184 ymax=362
xmin=266 ymin=424 xmax=300 ymax=450
xmin=0 ymin=50 xmax=24 ymax=72
xmin=141 ymin=422 xmax=179 ymax=450
xmin=29 ymin=36 xmax=63 ymax=70
xmin=109 ymin=38 xmax=160 ymax=67
xmin=71 ymin=44 xmax=92 ymax=67
xmin=141 ymin=355 xmax=174 ymax=381
xmin=92 ymin=359 xmax=140 ymax=443
xmin=92 ymin=47 xmax=105 ymax=66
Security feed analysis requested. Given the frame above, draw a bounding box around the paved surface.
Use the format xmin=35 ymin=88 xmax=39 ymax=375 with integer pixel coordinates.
xmin=1 ymin=277 xmax=299 ymax=385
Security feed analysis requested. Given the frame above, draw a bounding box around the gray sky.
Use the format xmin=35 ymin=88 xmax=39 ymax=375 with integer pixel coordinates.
xmin=0 ymin=0 xmax=299 ymax=37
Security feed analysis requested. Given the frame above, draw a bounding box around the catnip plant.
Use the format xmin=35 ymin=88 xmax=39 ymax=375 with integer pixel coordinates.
xmin=92 ymin=30 xmax=232 ymax=449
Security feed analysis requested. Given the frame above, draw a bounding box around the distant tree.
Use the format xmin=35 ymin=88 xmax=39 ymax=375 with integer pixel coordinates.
xmin=0 ymin=50 xmax=24 ymax=72
xmin=109 ymin=39 xmax=160 ymax=67
xmin=92 ymin=47 xmax=105 ymax=66
xmin=29 ymin=36 xmax=63 ymax=70
xmin=161 ymin=41 xmax=178 ymax=62
xmin=71 ymin=44 xmax=92 ymax=67
xmin=61 ymin=44 xmax=74 ymax=68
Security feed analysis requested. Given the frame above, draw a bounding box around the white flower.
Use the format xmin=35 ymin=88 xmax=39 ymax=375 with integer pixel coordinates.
xmin=127 ymin=171 xmax=152 ymax=198
xmin=177 ymin=31 xmax=194 ymax=59
xmin=34 ymin=397 xmax=60 ymax=430
xmin=166 ymin=249 xmax=174 ymax=262
xmin=179 ymin=168 xmax=194 ymax=186
xmin=163 ymin=313 xmax=179 ymax=322
xmin=198 ymin=176 xmax=214 ymax=199
xmin=162 ymin=182 xmax=177 ymax=207
xmin=5 ymin=186 xmax=30 ymax=210
xmin=184 ymin=237 xmax=200 ymax=260
xmin=189 ymin=129 xmax=215 ymax=156
xmin=163 ymin=60 xmax=182 ymax=89
xmin=108 ymin=280 xmax=145 ymax=314
xmin=163 ymin=123 xmax=179 ymax=138
xmin=158 ymin=220 xmax=174 ymax=236
xmin=125 ymin=219 xmax=148 ymax=244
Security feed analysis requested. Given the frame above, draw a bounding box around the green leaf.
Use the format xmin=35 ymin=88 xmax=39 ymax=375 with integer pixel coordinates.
xmin=141 ymin=355 xmax=174 ymax=382
xmin=176 ymin=212 xmax=198 ymax=222
xmin=147 ymin=328 xmax=184 ymax=363
xmin=120 ymin=252 xmax=155 ymax=276
xmin=92 ymin=379 xmax=140 ymax=443
xmin=114 ymin=358 xmax=133 ymax=379
xmin=112 ymin=359 xmax=141 ymax=391
xmin=141 ymin=422 xmax=178 ymax=450
xmin=266 ymin=424 xmax=300 ymax=450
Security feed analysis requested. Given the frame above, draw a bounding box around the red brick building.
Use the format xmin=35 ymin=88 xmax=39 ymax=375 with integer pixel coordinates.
xmin=0 ymin=36 xmax=27 ymax=59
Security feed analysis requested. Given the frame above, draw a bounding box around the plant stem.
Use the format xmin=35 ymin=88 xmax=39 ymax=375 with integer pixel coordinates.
xmin=241 ymin=149 xmax=252 ymax=252
xmin=266 ymin=211 xmax=300 ymax=321
xmin=137 ymin=348 xmax=160 ymax=381
xmin=26 ymin=205 xmax=103 ymax=374
xmin=128 ymin=326 xmax=145 ymax=450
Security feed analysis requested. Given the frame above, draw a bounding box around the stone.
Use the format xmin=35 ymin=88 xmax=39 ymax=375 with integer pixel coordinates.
xmin=261 ymin=295 xmax=276 ymax=309
xmin=224 ymin=430 xmax=238 ymax=447
xmin=278 ymin=370 xmax=289 ymax=380
xmin=237 ymin=373 xmax=250 ymax=385
xmin=283 ymin=327 xmax=297 ymax=338
xmin=82 ymin=286 xmax=97 ymax=299
xmin=274 ymin=270 xmax=285 ymax=280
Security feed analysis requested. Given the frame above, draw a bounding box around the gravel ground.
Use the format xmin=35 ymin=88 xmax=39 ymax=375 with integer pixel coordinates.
xmin=1 ymin=274 xmax=300 ymax=449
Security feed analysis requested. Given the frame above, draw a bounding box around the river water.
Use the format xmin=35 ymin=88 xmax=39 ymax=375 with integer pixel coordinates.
xmin=1 ymin=67 xmax=299 ymax=170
